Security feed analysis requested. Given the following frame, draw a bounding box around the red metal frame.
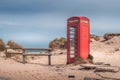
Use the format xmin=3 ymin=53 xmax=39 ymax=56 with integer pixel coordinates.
xmin=67 ymin=16 xmax=90 ymax=63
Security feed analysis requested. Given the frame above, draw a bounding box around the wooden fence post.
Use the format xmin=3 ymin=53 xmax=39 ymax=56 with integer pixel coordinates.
xmin=5 ymin=48 xmax=7 ymax=54
xmin=48 ymin=54 xmax=51 ymax=65
xmin=5 ymin=48 xmax=7 ymax=58
xmin=23 ymin=49 xmax=26 ymax=64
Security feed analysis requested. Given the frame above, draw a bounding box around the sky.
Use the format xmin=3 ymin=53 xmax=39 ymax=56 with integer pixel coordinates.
xmin=0 ymin=0 xmax=120 ymax=48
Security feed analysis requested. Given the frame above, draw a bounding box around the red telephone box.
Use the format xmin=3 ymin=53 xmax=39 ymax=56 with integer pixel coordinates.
xmin=67 ymin=16 xmax=90 ymax=63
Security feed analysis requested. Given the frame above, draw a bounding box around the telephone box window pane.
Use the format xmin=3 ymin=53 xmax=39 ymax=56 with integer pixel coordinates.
xmin=69 ymin=27 xmax=77 ymax=58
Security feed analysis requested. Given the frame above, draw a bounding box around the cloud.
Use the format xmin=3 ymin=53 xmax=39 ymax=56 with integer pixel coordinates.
xmin=90 ymin=16 xmax=120 ymax=35
xmin=0 ymin=0 xmax=120 ymax=47
xmin=0 ymin=13 xmax=66 ymax=29
xmin=2 ymin=32 xmax=55 ymax=48
xmin=0 ymin=13 xmax=67 ymax=48
xmin=11 ymin=33 xmax=51 ymax=42
xmin=0 ymin=21 xmax=18 ymax=26
xmin=1 ymin=0 xmax=120 ymax=15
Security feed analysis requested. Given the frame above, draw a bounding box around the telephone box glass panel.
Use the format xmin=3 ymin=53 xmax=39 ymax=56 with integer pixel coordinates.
xmin=69 ymin=26 xmax=77 ymax=58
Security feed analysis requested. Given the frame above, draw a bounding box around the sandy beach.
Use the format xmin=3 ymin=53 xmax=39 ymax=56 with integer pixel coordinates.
xmin=0 ymin=53 xmax=120 ymax=80
xmin=0 ymin=36 xmax=120 ymax=80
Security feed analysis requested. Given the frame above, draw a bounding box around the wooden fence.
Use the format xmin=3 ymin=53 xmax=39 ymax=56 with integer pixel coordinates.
xmin=5 ymin=48 xmax=52 ymax=65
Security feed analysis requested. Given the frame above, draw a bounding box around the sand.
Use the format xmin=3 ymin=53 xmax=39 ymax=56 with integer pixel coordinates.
xmin=0 ymin=52 xmax=120 ymax=80
xmin=0 ymin=36 xmax=120 ymax=80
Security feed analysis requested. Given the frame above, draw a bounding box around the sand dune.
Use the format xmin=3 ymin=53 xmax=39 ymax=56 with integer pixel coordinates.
xmin=0 ymin=36 xmax=120 ymax=80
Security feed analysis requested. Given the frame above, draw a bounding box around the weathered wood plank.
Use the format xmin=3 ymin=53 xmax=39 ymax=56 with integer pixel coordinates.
xmin=48 ymin=55 xmax=51 ymax=65
xmin=23 ymin=49 xmax=26 ymax=64
xmin=84 ymin=77 xmax=102 ymax=80
xmin=5 ymin=48 xmax=52 ymax=51
xmin=95 ymin=66 xmax=119 ymax=72
xmin=23 ymin=48 xmax=52 ymax=51
xmin=80 ymin=64 xmax=120 ymax=73
xmin=80 ymin=64 xmax=100 ymax=69
xmin=5 ymin=48 xmax=52 ymax=65
xmin=6 ymin=52 xmax=23 ymax=54
xmin=23 ymin=53 xmax=51 ymax=56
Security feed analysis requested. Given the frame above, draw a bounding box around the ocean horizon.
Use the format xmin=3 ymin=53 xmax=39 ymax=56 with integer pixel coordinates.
xmin=25 ymin=50 xmax=44 ymax=52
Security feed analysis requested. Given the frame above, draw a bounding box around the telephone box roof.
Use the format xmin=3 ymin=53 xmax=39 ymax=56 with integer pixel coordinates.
xmin=67 ymin=16 xmax=89 ymax=20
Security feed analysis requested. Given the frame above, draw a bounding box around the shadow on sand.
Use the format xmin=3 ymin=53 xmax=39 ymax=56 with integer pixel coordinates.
xmin=0 ymin=77 xmax=10 ymax=80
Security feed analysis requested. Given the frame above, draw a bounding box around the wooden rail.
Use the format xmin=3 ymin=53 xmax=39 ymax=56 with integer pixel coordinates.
xmin=5 ymin=48 xmax=52 ymax=65
xmin=5 ymin=48 xmax=52 ymax=51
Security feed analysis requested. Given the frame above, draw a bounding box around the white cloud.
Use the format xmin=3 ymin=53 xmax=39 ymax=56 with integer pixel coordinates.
xmin=0 ymin=21 xmax=18 ymax=26
xmin=0 ymin=13 xmax=66 ymax=30
xmin=11 ymin=33 xmax=51 ymax=43
xmin=1 ymin=0 xmax=120 ymax=47
xmin=90 ymin=17 xmax=120 ymax=35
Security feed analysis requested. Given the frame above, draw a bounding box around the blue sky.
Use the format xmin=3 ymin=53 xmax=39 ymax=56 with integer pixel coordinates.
xmin=0 ymin=0 xmax=120 ymax=48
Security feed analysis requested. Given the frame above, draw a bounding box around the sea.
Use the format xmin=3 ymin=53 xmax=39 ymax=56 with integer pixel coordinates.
xmin=25 ymin=50 xmax=44 ymax=52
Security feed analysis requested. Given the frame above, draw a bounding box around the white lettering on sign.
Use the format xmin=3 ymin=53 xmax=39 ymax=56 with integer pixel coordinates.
xmin=80 ymin=20 xmax=88 ymax=23
xmin=68 ymin=19 xmax=79 ymax=23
